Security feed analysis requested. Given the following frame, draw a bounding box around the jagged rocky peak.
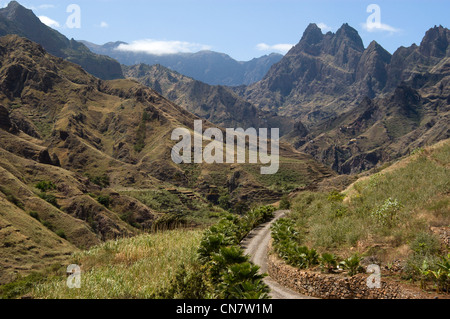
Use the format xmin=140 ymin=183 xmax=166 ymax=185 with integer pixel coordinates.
xmin=366 ymin=40 xmax=391 ymax=57
xmin=358 ymin=40 xmax=392 ymax=72
xmin=419 ymin=25 xmax=450 ymax=58
xmin=0 ymin=1 xmax=35 ymax=21
xmin=300 ymin=23 xmax=324 ymax=45
xmin=334 ymin=23 xmax=365 ymax=51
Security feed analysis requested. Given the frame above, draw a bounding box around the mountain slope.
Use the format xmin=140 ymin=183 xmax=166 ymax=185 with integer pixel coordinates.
xmin=239 ymin=23 xmax=391 ymax=122
xmin=238 ymin=23 xmax=449 ymax=173
xmin=81 ymin=40 xmax=282 ymax=86
xmin=123 ymin=63 xmax=295 ymax=135
xmin=0 ymin=1 xmax=123 ymax=80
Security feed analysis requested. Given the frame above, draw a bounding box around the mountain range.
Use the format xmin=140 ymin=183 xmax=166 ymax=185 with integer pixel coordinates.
xmin=81 ymin=40 xmax=283 ymax=86
xmin=0 ymin=1 xmax=123 ymax=80
xmin=122 ymin=63 xmax=295 ymax=134
xmin=0 ymin=34 xmax=333 ymax=283
xmin=257 ymin=23 xmax=449 ymax=173
xmin=122 ymin=23 xmax=449 ymax=173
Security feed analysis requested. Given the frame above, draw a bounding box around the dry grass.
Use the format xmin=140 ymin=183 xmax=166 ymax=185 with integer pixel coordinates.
xmin=31 ymin=229 xmax=203 ymax=299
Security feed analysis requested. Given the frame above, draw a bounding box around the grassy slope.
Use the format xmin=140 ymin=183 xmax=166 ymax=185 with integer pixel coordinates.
xmin=289 ymin=139 xmax=449 ymax=262
xmin=31 ymin=229 xmax=203 ymax=299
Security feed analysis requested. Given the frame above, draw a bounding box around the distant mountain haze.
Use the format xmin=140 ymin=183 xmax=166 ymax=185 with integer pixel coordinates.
xmin=81 ymin=40 xmax=283 ymax=86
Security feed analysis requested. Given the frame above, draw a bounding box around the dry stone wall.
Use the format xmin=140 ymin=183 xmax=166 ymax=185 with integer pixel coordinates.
xmin=268 ymin=254 xmax=428 ymax=299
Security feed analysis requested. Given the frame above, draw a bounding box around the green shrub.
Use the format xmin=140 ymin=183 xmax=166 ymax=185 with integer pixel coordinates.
xmin=157 ymin=264 xmax=211 ymax=299
xmin=410 ymin=232 xmax=441 ymax=256
xmin=119 ymin=212 xmax=141 ymax=229
xmin=327 ymin=190 xmax=345 ymax=203
xmin=86 ymin=174 xmax=110 ymax=188
xmin=271 ymin=218 xmax=301 ymax=246
xmin=0 ymin=273 xmax=45 ymax=299
xmin=29 ymin=211 xmax=40 ymax=221
xmin=219 ymin=262 xmax=269 ymax=299
xmin=218 ymin=194 xmax=232 ymax=211
xmin=196 ymin=208 xmax=272 ymax=299
xmin=41 ymin=220 xmax=55 ymax=231
xmin=97 ymin=196 xmax=110 ymax=208
xmin=279 ymin=195 xmax=291 ymax=210
xmin=38 ymin=193 xmax=59 ymax=208
xmin=55 ymin=230 xmax=67 ymax=239
xmin=35 ymin=181 xmax=56 ymax=192
xmin=233 ymin=201 xmax=249 ymax=215
xmin=371 ymin=198 xmax=402 ymax=227
xmin=6 ymin=194 xmax=24 ymax=209
xmin=403 ymin=232 xmax=443 ymax=284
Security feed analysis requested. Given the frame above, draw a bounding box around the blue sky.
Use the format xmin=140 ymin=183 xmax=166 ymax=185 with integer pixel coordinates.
xmin=11 ymin=0 xmax=450 ymax=61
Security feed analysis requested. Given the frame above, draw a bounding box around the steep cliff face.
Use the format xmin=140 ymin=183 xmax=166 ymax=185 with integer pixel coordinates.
xmin=241 ymin=23 xmax=380 ymax=118
xmin=238 ymin=24 xmax=449 ymax=173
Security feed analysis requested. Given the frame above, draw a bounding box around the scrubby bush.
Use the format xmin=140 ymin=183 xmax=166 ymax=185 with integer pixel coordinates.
xmin=35 ymin=181 xmax=56 ymax=192
xmin=403 ymin=232 xmax=446 ymax=292
xmin=41 ymin=220 xmax=55 ymax=231
xmin=410 ymin=232 xmax=442 ymax=256
xmin=86 ymin=173 xmax=110 ymax=188
xmin=371 ymin=198 xmax=403 ymax=227
xmin=29 ymin=211 xmax=40 ymax=221
xmin=157 ymin=264 xmax=211 ymax=299
xmin=279 ymin=195 xmax=291 ymax=210
xmin=97 ymin=195 xmax=110 ymax=208
xmin=218 ymin=194 xmax=232 ymax=211
xmin=38 ymin=193 xmax=59 ymax=208
xmin=55 ymin=230 xmax=67 ymax=239
xmin=327 ymin=190 xmax=345 ymax=203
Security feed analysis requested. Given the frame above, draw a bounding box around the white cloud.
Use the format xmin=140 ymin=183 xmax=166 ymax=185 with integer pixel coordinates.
xmin=116 ymin=39 xmax=212 ymax=55
xmin=256 ymin=43 xmax=294 ymax=54
xmin=362 ymin=22 xmax=400 ymax=33
xmin=100 ymin=21 xmax=109 ymax=28
xmin=38 ymin=16 xmax=60 ymax=28
xmin=317 ymin=23 xmax=332 ymax=32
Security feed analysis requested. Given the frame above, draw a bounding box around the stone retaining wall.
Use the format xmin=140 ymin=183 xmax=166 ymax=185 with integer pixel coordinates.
xmin=267 ymin=254 xmax=427 ymax=299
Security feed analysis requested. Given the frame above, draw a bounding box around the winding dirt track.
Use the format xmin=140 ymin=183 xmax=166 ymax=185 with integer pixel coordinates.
xmin=241 ymin=210 xmax=316 ymax=299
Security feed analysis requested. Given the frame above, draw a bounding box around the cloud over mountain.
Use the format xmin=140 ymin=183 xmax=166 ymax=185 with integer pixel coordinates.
xmin=116 ymin=39 xmax=212 ymax=55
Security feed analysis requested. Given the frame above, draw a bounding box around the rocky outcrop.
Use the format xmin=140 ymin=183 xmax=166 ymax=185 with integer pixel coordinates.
xmin=0 ymin=105 xmax=12 ymax=131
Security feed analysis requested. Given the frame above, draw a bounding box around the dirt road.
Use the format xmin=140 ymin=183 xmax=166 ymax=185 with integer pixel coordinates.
xmin=241 ymin=210 xmax=315 ymax=299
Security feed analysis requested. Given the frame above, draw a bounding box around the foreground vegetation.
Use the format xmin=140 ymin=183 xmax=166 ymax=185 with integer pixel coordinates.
xmin=159 ymin=205 xmax=276 ymax=299
xmin=272 ymin=141 xmax=449 ymax=293
xmin=0 ymin=205 xmax=276 ymax=299
xmin=27 ymin=229 xmax=203 ymax=299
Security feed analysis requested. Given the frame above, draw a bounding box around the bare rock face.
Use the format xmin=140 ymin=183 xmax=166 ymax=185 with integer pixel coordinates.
xmin=419 ymin=25 xmax=450 ymax=58
xmin=241 ymin=23 xmax=450 ymax=174
xmin=0 ymin=104 xmax=12 ymax=131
